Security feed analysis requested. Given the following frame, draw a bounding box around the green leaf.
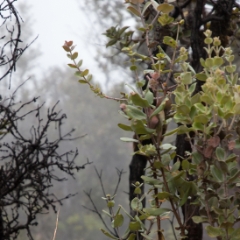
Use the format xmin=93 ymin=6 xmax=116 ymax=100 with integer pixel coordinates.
xmin=100 ymin=229 xmax=118 ymax=239
xmin=205 ymin=58 xmax=214 ymax=68
xmin=127 ymin=233 xmax=136 ymax=240
xmin=135 ymin=215 xmax=145 ymax=231
xmin=179 ymin=183 xmax=191 ymax=206
xmin=158 ymin=13 xmax=174 ymax=26
xmin=120 ymin=137 xmax=139 ymax=142
xmin=163 ymin=36 xmax=176 ymax=48
xmin=192 ymin=122 xmax=204 ymax=132
xmin=156 ymin=192 xmax=171 ymax=200
xmin=67 ymin=63 xmax=77 ymax=68
xmin=161 ymin=143 xmax=176 ymax=150
xmin=149 ymin=98 xmax=169 ymax=118
xmin=145 ymin=89 xmax=154 ymax=105
xmin=181 ymin=72 xmax=192 ymax=84
xmin=210 ymin=165 xmax=224 ymax=182
xmin=75 ymin=71 xmax=82 ymax=77
xmin=130 ymin=92 xmax=150 ymax=107
xmin=127 ymin=6 xmax=141 ymax=17
xmin=119 ymin=26 xmax=129 ymax=36
xmin=80 ymin=69 xmax=89 ymax=77
xmin=129 ymin=221 xmax=141 ymax=231
xmin=87 ymin=74 xmax=92 ymax=82
xmin=114 ymin=214 xmax=124 ymax=228
xmin=192 ymin=216 xmax=207 ymax=224
xmin=195 ymin=73 xmax=207 ymax=81
xmin=194 ymin=102 xmax=206 ymax=113
xmin=200 ymin=58 xmax=206 ymax=67
xmin=143 ymin=207 xmax=171 ymax=216
xmin=216 ymin=147 xmax=225 ymax=161
xmin=189 ymin=83 xmax=196 ymax=95
xmin=230 ymin=228 xmax=240 ymax=240
xmin=182 ymin=159 xmax=190 ymax=170
xmin=142 ymin=1 xmax=152 ymax=16
xmin=227 ymin=170 xmax=240 ymax=184
xmin=226 ymin=153 xmax=238 ymax=162
xmin=170 ymin=171 xmax=185 ymax=181
xmin=200 ymin=95 xmax=213 ymax=106
xmin=78 ymin=80 xmax=88 ymax=84
xmin=163 ymin=128 xmax=178 ymax=137
xmin=177 ymin=105 xmax=190 ymax=115
xmin=145 ymin=147 xmax=159 ymax=157
xmin=71 ymin=52 xmax=78 ymax=60
xmin=213 ymin=56 xmax=224 ymax=66
xmin=234 ymin=103 xmax=240 ymax=114
xmin=206 ymin=226 xmax=224 ymax=238
xmin=131 ymin=120 xmax=155 ymax=134
xmin=77 ymin=59 xmax=83 ymax=67
xmin=130 ymin=65 xmax=137 ymax=71
xmin=106 ymin=39 xmax=118 ymax=47
xmin=192 ymin=152 xmax=203 ymax=164
xmin=226 ymin=65 xmax=236 ymax=73
xmin=157 ymin=3 xmax=174 ymax=13
xmin=177 ymin=125 xmax=191 ymax=134
xmin=150 ymin=0 xmax=159 ymax=11
xmin=141 ymin=176 xmax=161 ymax=185
xmin=131 ymin=197 xmax=143 ymax=211
xmin=218 ymin=161 xmax=228 ymax=174
xmin=118 ymin=123 xmax=132 ymax=131
xmin=125 ymin=105 xmax=146 ymax=120
xmin=172 ymin=160 xmax=180 ymax=171
xmin=187 ymin=63 xmax=196 ymax=74
xmin=232 ymin=73 xmax=238 ymax=85
xmin=193 ymin=114 xmax=209 ymax=124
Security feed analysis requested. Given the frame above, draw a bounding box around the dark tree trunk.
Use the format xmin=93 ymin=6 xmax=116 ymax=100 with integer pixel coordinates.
xmin=0 ymin=208 xmax=3 ymax=240
xmin=175 ymin=1 xmax=205 ymax=238
xmin=129 ymin=154 xmax=147 ymax=217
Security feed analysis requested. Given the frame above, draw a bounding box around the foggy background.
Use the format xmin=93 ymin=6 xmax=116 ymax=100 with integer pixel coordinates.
xmin=1 ymin=1 xmax=136 ymax=239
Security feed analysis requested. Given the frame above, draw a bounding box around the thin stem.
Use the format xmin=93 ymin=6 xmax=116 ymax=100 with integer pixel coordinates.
xmin=203 ymin=183 xmax=214 ymax=227
xmin=52 ymin=209 xmax=60 ymax=240
xmin=154 ymin=144 xmax=185 ymax=236
xmin=137 ymin=3 xmax=158 ymax=65
xmin=70 ymin=49 xmax=127 ymax=102
xmin=152 ymin=167 xmax=161 ymax=240
xmin=167 ymin=23 xmax=181 ymax=82
xmin=228 ymin=115 xmax=236 ymax=131
xmin=168 ymin=214 xmax=178 ymax=240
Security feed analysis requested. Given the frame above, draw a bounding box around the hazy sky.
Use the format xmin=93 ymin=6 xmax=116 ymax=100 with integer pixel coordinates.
xmin=14 ymin=0 xmax=136 ymax=91
xmin=17 ymin=0 xmax=104 ymax=84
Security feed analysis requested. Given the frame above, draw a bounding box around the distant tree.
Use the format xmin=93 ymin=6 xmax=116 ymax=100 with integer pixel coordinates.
xmin=78 ymin=0 xmax=134 ymax=87
xmin=0 ymin=0 xmax=33 ymax=83
xmin=29 ymin=67 xmax=132 ymax=240
xmin=0 ymin=88 xmax=88 ymax=240
xmin=0 ymin=1 xmax=89 ymax=239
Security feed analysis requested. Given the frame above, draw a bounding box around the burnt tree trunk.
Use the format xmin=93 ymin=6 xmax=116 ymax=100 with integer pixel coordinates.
xmin=175 ymin=1 xmax=205 ymax=239
xmin=129 ymin=154 xmax=147 ymax=217
xmin=0 ymin=208 xmax=3 ymax=240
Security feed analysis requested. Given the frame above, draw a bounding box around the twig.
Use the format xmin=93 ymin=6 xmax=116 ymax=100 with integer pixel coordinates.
xmin=113 ymin=168 xmax=126 ymax=196
xmin=52 ymin=209 xmax=60 ymax=240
